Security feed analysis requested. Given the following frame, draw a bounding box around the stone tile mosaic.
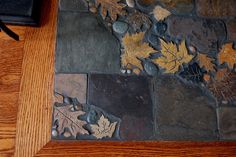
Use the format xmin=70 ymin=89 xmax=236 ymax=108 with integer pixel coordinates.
xmin=52 ymin=0 xmax=236 ymax=141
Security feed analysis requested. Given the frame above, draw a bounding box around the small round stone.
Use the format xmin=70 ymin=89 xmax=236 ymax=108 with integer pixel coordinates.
xmin=87 ymin=110 xmax=98 ymax=123
xmin=188 ymin=45 xmax=197 ymax=53
xmin=144 ymin=61 xmax=158 ymax=76
xmin=126 ymin=0 xmax=135 ymax=7
xmin=121 ymin=69 xmax=126 ymax=74
xmin=112 ymin=21 xmax=128 ymax=34
xmin=52 ymin=130 xmax=58 ymax=137
xmin=63 ymin=97 xmax=72 ymax=104
xmin=126 ymin=69 xmax=132 ymax=74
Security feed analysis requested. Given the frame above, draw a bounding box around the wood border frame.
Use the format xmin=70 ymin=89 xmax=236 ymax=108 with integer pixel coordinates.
xmin=14 ymin=0 xmax=236 ymax=156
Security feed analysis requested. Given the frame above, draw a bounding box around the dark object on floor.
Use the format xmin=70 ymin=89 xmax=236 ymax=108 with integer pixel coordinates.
xmin=0 ymin=20 xmax=19 ymax=40
xmin=0 ymin=0 xmax=41 ymax=25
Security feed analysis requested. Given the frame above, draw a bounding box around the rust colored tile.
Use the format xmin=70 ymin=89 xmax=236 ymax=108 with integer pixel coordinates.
xmin=196 ymin=0 xmax=236 ymax=18
xmin=55 ymin=74 xmax=87 ymax=104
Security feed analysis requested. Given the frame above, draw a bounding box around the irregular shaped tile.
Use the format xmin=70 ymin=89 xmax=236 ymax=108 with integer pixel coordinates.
xmin=55 ymin=12 xmax=121 ymax=73
xmin=88 ymin=74 xmax=153 ymax=140
xmin=136 ymin=0 xmax=157 ymax=13
xmin=52 ymin=100 xmax=121 ymax=140
xmin=167 ymin=16 xmax=226 ymax=55
xmin=59 ymin=0 xmax=88 ymax=12
xmin=196 ymin=0 xmax=236 ymax=18
xmin=218 ymin=107 xmax=236 ymax=140
xmin=79 ymin=104 xmax=121 ymax=140
xmin=158 ymin=0 xmax=194 ymax=15
xmin=55 ymin=74 xmax=87 ymax=104
xmin=52 ymin=103 xmax=89 ymax=140
xmin=153 ymin=75 xmax=218 ymax=140
xmin=226 ymin=20 xmax=236 ymax=42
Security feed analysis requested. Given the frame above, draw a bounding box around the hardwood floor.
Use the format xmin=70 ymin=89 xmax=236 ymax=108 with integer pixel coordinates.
xmin=0 ymin=0 xmax=236 ymax=156
xmin=0 ymin=26 xmax=26 ymax=157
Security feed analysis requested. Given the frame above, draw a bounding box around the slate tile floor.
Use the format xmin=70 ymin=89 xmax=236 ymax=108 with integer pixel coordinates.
xmin=52 ymin=0 xmax=236 ymax=141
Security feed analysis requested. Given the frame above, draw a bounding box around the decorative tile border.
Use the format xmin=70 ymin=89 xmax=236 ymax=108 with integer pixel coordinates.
xmin=52 ymin=0 xmax=236 ymax=141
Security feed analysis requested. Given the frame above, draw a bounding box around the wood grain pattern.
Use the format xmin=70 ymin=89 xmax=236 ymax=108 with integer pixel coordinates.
xmin=0 ymin=26 xmax=26 ymax=157
xmin=14 ymin=0 xmax=58 ymax=156
xmin=36 ymin=141 xmax=236 ymax=157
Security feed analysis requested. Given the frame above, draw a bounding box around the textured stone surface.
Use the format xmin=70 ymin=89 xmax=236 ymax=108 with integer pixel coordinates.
xmin=55 ymin=74 xmax=87 ymax=104
xmin=226 ymin=20 xmax=236 ymax=42
xmin=59 ymin=0 xmax=88 ymax=12
xmin=88 ymin=74 xmax=153 ymax=140
xmin=56 ymin=12 xmax=121 ymax=73
xmin=196 ymin=0 xmax=236 ymax=18
xmin=167 ymin=16 xmax=226 ymax=55
xmin=153 ymin=75 xmax=218 ymax=140
xmin=158 ymin=0 xmax=194 ymax=15
xmin=218 ymin=107 xmax=236 ymax=140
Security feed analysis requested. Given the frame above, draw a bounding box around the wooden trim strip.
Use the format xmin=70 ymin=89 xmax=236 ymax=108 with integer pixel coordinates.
xmin=36 ymin=141 xmax=236 ymax=156
xmin=14 ymin=0 xmax=58 ymax=156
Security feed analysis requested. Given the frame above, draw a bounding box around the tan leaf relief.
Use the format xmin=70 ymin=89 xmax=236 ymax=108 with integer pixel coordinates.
xmin=95 ymin=0 xmax=126 ymax=21
xmin=90 ymin=115 xmax=117 ymax=139
xmin=127 ymin=11 xmax=151 ymax=31
xmin=153 ymin=39 xmax=193 ymax=74
xmin=197 ymin=53 xmax=215 ymax=72
xmin=54 ymin=105 xmax=89 ymax=137
xmin=218 ymin=43 xmax=236 ymax=69
xmin=152 ymin=5 xmax=171 ymax=21
xmin=121 ymin=32 xmax=155 ymax=71
xmin=207 ymin=68 xmax=236 ymax=103
xmin=54 ymin=92 xmax=64 ymax=103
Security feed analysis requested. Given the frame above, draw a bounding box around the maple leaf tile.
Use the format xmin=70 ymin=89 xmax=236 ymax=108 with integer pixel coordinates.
xmin=90 ymin=115 xmax=117 ymax=139
xmin=153 ymin=39 xmax=194 ymax=74
xmin=121 ymin=32 xmax=155 ymax=73
xmin=218 ymin=43 xmax=236 ymax=69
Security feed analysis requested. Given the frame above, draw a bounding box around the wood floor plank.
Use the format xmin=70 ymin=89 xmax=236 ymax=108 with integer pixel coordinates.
xmin=0 ymin=26 xmax=26 ymax=157
xmin=36 ymin=141 xmax=236 ymax=157
xmin=14 ymin=0 xmax=58 ymax=156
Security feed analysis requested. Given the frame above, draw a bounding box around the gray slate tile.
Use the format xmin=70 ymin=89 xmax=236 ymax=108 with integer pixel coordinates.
xmin=166 ymin=16 xmax=226 ymax=55
xmin=55 ymin=12 xmax=121 ymax=73
xmin=218 ymin=107 xmax=236 ymax=140
xmin=88 ymin=74 xmax=153 ymax=140
xmin=59 ymin=0 xmax=88 ymax=12
xmin=152 ymin=75 xmax=218 ymax=140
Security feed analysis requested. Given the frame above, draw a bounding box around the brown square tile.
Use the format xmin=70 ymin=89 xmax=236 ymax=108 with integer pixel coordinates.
xmin=55 ymin=74 xmax=87 ymax=104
